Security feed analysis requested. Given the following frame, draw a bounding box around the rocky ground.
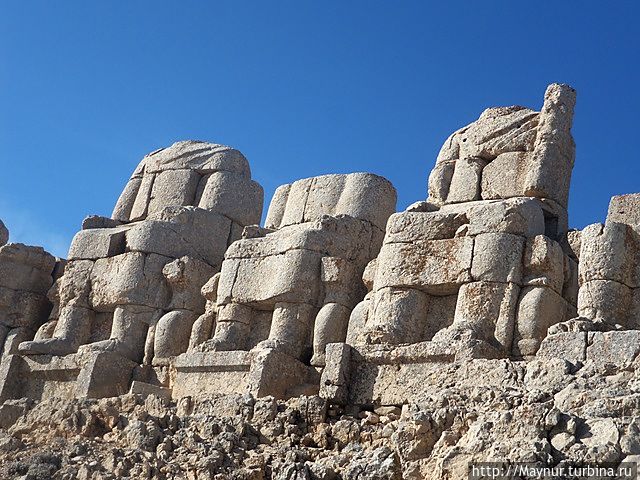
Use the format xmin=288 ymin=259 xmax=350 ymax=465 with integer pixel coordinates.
xmin=1 ymin=355 xmax=640 ymax=480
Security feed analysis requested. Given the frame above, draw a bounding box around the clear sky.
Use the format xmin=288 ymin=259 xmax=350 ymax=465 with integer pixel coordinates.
xmin=1 ymin=1 xmax=639 ymax=257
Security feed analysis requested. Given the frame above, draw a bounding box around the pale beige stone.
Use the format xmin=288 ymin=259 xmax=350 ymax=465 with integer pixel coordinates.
xmin=471 ymin=233 xmax=524 ymax=283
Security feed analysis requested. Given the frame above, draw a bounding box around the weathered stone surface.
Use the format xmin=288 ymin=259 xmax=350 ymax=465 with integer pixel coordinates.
xmin=471 ymin=232 xmax=524 ymax=283
xmin=523 ymin=234 xmax=565 ymax=293
xmin=0 ymin=219 xmax=8 ymax=246
xmin=512 ymin=286 xmax=569 ymax=357
xmin=196 ymin=171 xmax=263 ymax=226
xmin=446 ymin=157 xmax=488 ymax=203
xmin=374 ymin=237 xmax=473 ymax=295
xmin=607 ymin=193 xmax=640 ymax=225
xmin=90 ymin=252 xmax=171 ymax=309
xmin=68 ymin=227 xmax=127 ymax=260
xmin=481 ymin=151 xmax=530 ymax=200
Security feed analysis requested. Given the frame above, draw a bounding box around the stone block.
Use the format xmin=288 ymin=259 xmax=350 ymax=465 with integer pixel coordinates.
xmin=454 ymin=281 xmax=519 ymax=352
xmin=0 ymin=244 xmax=55 ymax=293
xmin=129 ymin=173 xmax=155 ymax=221
xmin=522 ymin=235 xmax=565 ymax=293
xmin=374 ymin=237 xmax=473 ymax=295
xmin=154 ymin=309 xmax=199 ymax=359
xmin=217 ymin=249 xmax=323 ymax=307
xmin=607 ymin=193 xmax=640 ymax=225
xmin=427 ymin=160 xmax=455 ymax=205
xmin=577 ymin=279 xmax=632 ymax=326
xmin=276 ymin=173 xmax=396 ymax=232
xmin=319 ymin=342 xmax=351 ymax=404
xmin=587 ymin=331 xmax=640 ymax=368
xmin=481 ymin=151 xmax=530 ymax=200
xmin=0 ymin=219 xmax=8 ymax=246
xmin=125 ymin=208 xmax=231 ymax=268
xmin=147 ymin=168 xmax=200 ymax=215
xmin=536 ymin=331 xmax=587 ymax=364
xmin=76 ymin=352 xmax=137 ymax=399
xmin=471 ymin=232 xmax=524 ymax=283
xmin=196 ymin=171 xmax=263 ymax=226
xmin=144 ymin=140 xmax=251 ymax=177
xmin=384 ymin=211 xmax=466 ymax=243
xmin=446 ymin=157 xmax=488 ymax=203
xmin=368 ymin=287 xmax=430 ymax=345
xmin=513 ymin=286 xmax=569 ymax=357
xmin=112 ymin=176 xmax=142 ymax=222
xmin=0 ymin=287 xmax=51 ymax=329
xmin=439 ymin=198 xmax=546 ymax=238
xmin=579 ymin=222 xmax=638 ymax=287
xmin=90 ymin=252 xmax=171 ymax=309
xmin=68 ymin=227 xmax=127 ymax=260
xmin=58 ymin=260 xmax=93 ymax=308
xmin=264 ymin=184 xmax=291 ymax=229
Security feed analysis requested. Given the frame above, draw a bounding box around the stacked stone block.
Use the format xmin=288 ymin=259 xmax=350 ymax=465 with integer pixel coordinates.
xmin=351 ymin=84 xmax=578 ymax=358
xmin=18 ymin=141 xmax=263 ymax=368
xmin=189 ymin=173 xmax=397 ymax=367
xmin=0 ymin=221 xmax=59 ymax=359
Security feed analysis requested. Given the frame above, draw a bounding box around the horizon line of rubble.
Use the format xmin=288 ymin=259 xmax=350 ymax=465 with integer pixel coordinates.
xmin=1 ymin=83 xmax=637 ymax=407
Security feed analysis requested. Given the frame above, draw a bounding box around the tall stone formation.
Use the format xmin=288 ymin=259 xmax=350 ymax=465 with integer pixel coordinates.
xmin=322 ymin=84 xmax=580 ymax=405
xmin=1 ymin=141 xmax=264 ymax=400
xmin=172 ymin=173 xmax=397 ymax=399
xmin=0 ymin=221 xmax=60 ymax=361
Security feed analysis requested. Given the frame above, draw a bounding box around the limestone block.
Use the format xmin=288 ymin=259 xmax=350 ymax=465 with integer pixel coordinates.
xmin=163 ymin=256 xmax=216 ymax=312
xmin=112 ymin=176 xmax=142 ymax=222
xmin=125 ymin=207 xmax=231 ymax=269
xmin=454 ymin=281 xmax=520 ymax=352
xmin=587 ymin=331 xmax=640 ymax=368
xmin=579 ymin=222 xmax=638 ymax=287
xmin=512 ymin=286 xmax=569 ymax=357
xmin=471 ymin=233 xmax=524 ymax=283
xmin=439 ymin=198 xmax=545 ymax=238
xmin=562 ymin=229 xmax=581 ymax=260
xmin=577 ymin=279 xmax=632 ymax=326
xmin=446 ymin=157 xmax=488 ymax=203
xmin=368 ymin=287 xmax=430 ymax=345
xmin=319 ymin=342 xmax=351 ymax=404
xmin=0 ymin=219 xmax=8 ymax=246
xmin=129 ymin=173 xmax=156 ymax=221
xmin=423 ymin=294 xmax=457 ymax=341
xmin=0 ymin=244 xmax=55 ymax=293
xmin=196 ymin=171 xmax=263 ymax=226
xmin=384 ymin=211 xmax=467 ymax=243
xmin=267 ymin=302 xmax=317 ymax=358
xmin=523 ymin=84 xmax=576 ymax=208
xmin=147 ymin=169 xmax=200 ymax=215
xmin=455 ymin=106 xmax=539 ymax=160
xmin=311 ymin=303 xmax=352 ymax=366
xmin=321 ymin=257 xmax=364 ymax=307
xmin=275 ymin=173 xmax=396 ymax=232
xmin=217 ymin=249 xmax=323 ymax=307
xmin=427 ymin=160 xmax=455 ymax=205
xmin=0 ymin=287 xmax=51 ymax=329
xmin=82 ymin=215 xmax=121 ymax=230
xmin=522 ymin=235 xmax=564 ymax=293
xmin=154 ymin=309 xmax=199 ymax=359
xmin=90 ymin=252 xmax=171 ymax=309
xmin=374 ymin=237 xmax=473 ymax=295
xmin=345 ymin=296 xmax=371 ymax=345
xmin=210 ymin=302 xmax=254 ymax=351
xmin=143 ymin=141 xmax=251 ymax=177
xmin=264 ymin=184 xmax=292 ymax=229
xmin=481 ymin=151 xmax=529 ymax=200
xmin=607 ymin=193 xmax=640 ymax=225
xmin=67 ymin=227 xmax=127 ymax=260
xmin=58 ymin=260 xmax=94 ymax=308
xmin=362 ymin=259 xmax=377 ymax=291
xmin=537 ymin=331 xmax=587 ymax=365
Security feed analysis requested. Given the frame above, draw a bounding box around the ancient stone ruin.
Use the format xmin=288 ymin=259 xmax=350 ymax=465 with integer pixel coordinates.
xmin=3 ymin=83 xmax=640 ymax=478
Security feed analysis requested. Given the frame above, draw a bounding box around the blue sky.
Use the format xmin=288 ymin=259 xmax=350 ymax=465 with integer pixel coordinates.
xmin=1 ymin=1 xmax=639 ymax=258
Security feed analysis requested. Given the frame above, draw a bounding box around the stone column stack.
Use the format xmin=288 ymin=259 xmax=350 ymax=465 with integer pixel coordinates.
xmin=17 ymin=141 xmax=264 ymax=370
xmin=0 ymin=220 xmax=59 ymax=360
xmin=350 ymin=84 xmax=578 ymax=359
